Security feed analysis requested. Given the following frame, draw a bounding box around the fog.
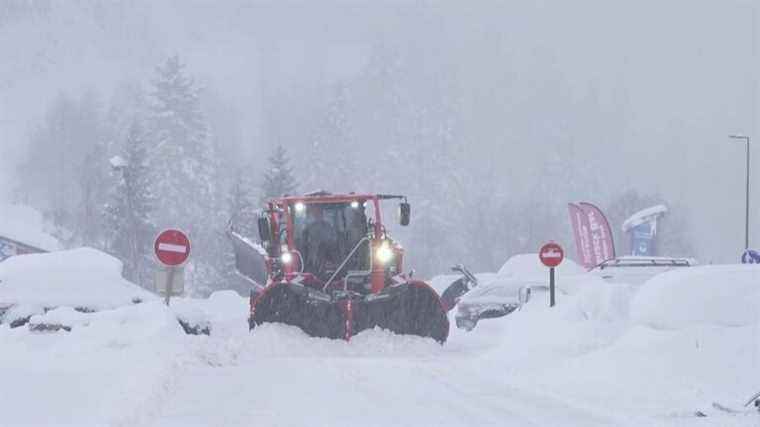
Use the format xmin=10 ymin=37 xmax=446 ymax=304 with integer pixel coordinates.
xmin=1 ymin=1 xmax=757 ymax=290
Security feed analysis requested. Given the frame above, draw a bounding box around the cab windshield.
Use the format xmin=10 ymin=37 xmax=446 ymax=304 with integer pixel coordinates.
xmin=291 ymin=202 xmax=369 ymax=278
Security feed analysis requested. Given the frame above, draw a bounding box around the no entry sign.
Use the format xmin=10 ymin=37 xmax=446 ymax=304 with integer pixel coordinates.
xmin=539 ymin=242 xmax=564 ymax=268
xmin=539 ymin=242 xmax=564 ymax=308
xmin=154 ymin=229 xmax=190 ymax=266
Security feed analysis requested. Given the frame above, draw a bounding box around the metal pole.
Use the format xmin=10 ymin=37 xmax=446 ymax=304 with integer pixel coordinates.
xmin=165 ymin=266 xmax=175 ymax=306
xmin=730 ymin=135 xmax=751 ymax=249
xmin=746 ymin=137 xmax=751 ymax=250
xmin=549 ymin=267 xmax=555 ymax=307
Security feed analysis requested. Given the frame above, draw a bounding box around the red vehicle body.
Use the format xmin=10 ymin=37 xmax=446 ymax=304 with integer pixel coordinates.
xmin=243 ymin=192 xmax=449 ymax=343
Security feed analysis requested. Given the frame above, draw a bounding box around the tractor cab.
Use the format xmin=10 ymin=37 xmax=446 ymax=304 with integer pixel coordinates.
xmin=257 ymin=193 xmax=407 ymax=294
xmin=290 ymin=200 xmax=370 ymax=281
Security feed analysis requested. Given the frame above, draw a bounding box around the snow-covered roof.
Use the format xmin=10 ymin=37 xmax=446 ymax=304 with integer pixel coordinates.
xmin=0 ymin=203 xmax=61 ymax=252
xmin=621 ymin=205 xmax=668 ymax=232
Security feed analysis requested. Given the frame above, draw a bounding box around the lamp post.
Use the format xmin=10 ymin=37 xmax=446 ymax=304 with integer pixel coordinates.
xmin=729 ymin=134 xmax=751 ymax=250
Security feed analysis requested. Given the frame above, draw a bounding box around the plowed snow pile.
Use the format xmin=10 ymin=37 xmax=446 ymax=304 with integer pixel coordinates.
xmin=498 ymin=265 xmax=760 ymax=424
xmin=0 ymin=302 xmax=186 ymax=426
xmin=631 ymin=264 xmax=760 ymax=328
xmin=0 ymin=248 xmax=184 ymax=426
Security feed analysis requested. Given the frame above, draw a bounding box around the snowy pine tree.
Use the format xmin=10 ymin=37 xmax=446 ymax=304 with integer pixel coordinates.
xmin=146 ymin=55 xmax=226 ymax=296
xmin=229 ymin=166 xmax=259 ymax=237
xmin=103 ymin=121 xmax=155 ymax=286
xmin=261 ymin=145 xmax=297 ymax=202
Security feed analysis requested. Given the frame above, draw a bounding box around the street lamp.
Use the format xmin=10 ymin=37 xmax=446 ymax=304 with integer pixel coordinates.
xmin=729 ymin=134 xmax=751 ymax=250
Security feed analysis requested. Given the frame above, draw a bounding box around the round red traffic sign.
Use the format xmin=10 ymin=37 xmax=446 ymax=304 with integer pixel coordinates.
xmin=539 ymin=242 xmax=564 ymax=268
xmin=154 ymin=229 xmax=190 ymax=266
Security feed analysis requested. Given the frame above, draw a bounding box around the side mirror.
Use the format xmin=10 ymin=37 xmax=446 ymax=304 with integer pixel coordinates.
xmin=257 ymin=215 xmax=271 ymax=242
xmin=399 ymin=202 xmax=411 ymax=226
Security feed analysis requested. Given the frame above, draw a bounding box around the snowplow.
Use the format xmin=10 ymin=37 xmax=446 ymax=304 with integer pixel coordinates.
xmin=228 ymin=192 xmax=449 ymax=343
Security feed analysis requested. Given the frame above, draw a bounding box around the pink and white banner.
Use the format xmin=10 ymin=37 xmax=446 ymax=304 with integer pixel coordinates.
xmin=579 ymin=202 xmax=616 ymax=266
xmin=567 ymin=203 xmax=594 ymax=269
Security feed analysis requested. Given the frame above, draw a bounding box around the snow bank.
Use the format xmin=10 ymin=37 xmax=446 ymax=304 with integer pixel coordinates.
xmin=28 ymin=306 xmax=90 ymax=331
xmin=0 ymin=247 xmax=155 ymax=310
xmin=0 ymin=203 xmax=61 ymax=251
xmin=239 ymin=323 xmax=445 ymax=360
xmin=168 ymin=290 xmax=249 ymax=337
xmin=0 ymin=301 xmax=187 ymax=426
xmin=468 ymin=264 xmax=760 ymax=419
xmin=563 ymin=281 xmax=634 ymax=323
xmin=1 ymin=303 xmax=45 ymax=326
xmin=631 ymin=264 xmax=760 ymax=329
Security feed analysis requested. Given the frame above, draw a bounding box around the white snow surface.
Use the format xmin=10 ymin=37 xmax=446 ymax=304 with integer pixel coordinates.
xmin=29 ymin=306 xmax=91 ymax=328
xmin=498 ymin=252 xmax=584 ymax=277
xmin=0 ymin=302 xmax=185 ymax=426
xmin=0 ymin=256 xmax=757 ymax=426
xmin=0 ymin=203 xmax=61 ymax=251
xmin=0 ymin=247 xmax=155 ymax=309
xmin=631 ymin=264 xmax=760 ymax=329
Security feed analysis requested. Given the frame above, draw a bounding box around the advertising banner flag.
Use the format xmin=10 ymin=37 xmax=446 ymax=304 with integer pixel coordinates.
xmin=579 ymin=202 xmax=616 ymax=265
xmin=567 ymin=203 xmax=595 ymax=269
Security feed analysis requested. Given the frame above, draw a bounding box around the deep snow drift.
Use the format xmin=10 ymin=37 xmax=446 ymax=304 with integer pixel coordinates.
xmin=0 ymin=250 xmax=757 ymax=426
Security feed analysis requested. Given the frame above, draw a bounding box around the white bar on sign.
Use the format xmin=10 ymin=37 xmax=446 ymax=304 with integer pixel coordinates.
xmin=158 ymin=243 xmax=187 ymax=253
xmin=543 ymin=251 xmax=561 ymax=258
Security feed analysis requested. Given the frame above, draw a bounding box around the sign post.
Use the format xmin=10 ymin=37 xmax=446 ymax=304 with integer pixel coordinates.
xmin=539 ymin=242 xmax=564 ymax=307
xmin=154 ymin=229 xmax=191 ymax=305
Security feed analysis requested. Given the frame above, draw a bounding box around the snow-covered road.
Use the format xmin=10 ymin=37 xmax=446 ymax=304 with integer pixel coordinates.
xmin=148 ymin=326 xmax=620 ymax=427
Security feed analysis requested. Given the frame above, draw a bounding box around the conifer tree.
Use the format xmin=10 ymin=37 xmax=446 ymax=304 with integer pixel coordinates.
xmin=261 ymin=145 xmax=297 ymax=201
xmin=229 ymin=166 xmax=259 ymax=237
xmin=103 ymin=121 xmax=155 ymax=286
xmin=146 ymin=55 xmax=225 ymax=295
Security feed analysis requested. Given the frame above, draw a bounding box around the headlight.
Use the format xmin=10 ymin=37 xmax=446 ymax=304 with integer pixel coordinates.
xmin=281 ymin=251 xmax=293 ymax=264
xmin=294 ymin=202 xmax=305 ymax=213
xmin=350 ymin=200 xmax=360 ymax=209
xmin=375 ymin=241 xmax=394 ymax=264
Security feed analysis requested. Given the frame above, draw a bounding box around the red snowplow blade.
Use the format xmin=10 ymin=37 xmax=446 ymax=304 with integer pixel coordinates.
xmin=250 ymin=280 xmax=449 ymax=343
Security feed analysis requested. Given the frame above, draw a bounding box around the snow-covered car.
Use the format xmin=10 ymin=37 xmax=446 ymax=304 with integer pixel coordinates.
xmin=0 ymin=247 xmax=154 ymax=328
xmin=588 ymin=256 xmax=695 ymax=285
xmin=455 ymin=280 xmax=531 ymax=331
xmin=454 ymin=254 xmax=585 ymax=331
